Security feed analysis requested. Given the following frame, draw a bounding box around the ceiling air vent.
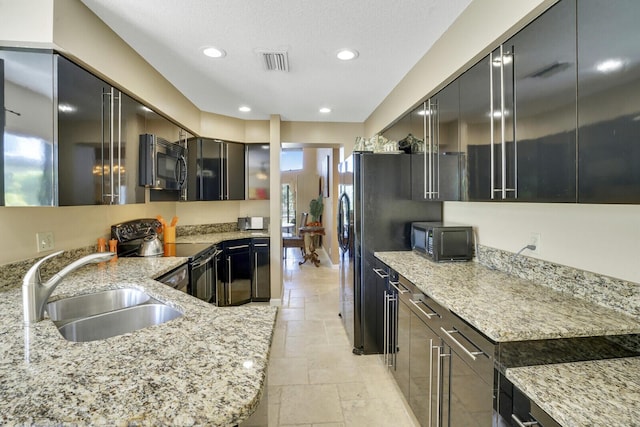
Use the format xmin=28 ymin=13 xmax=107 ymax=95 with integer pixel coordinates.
xmin=261 ymin=51 xmax=289 ymax=72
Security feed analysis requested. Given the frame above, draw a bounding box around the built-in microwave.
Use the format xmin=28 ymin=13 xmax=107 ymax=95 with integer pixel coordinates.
xmin=139 ymin=133 xmax=187 ymax=190
xmin=411 ymin=221 xmax=473 ymax=262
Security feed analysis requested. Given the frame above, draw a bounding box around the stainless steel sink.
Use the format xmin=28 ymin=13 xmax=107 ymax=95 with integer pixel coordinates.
xmin=47 ymin=288 xmax=151 ymax=322
xmin=57 ymin=303 xmax=183 ymax=342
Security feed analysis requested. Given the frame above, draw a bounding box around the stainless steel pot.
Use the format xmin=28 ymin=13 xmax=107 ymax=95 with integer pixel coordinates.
xmin=137 ymin=234 xmax=164 ymax=257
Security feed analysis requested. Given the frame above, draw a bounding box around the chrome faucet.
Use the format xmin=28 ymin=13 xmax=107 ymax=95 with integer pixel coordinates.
xmin=22 ymin=250 xmax=115 ymax=324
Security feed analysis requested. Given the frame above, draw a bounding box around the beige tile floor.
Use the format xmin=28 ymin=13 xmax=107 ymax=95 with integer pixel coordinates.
xmin=267 ymin=247 xmax=419 ymax=426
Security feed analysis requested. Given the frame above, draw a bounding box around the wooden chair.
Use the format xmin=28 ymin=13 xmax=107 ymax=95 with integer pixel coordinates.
xmin=282 ymin=212 xmax=308 ymax=259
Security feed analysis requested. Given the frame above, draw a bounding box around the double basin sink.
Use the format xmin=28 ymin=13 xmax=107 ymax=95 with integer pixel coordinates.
xmin=47 ymin=288 xmax=182 ymax=342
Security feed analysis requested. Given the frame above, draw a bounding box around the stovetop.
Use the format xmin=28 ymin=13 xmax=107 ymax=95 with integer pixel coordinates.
xmin=118 ymin=242 xmax=216 ymax=261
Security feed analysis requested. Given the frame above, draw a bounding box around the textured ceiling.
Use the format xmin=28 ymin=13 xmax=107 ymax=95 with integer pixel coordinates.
xmin=80 ymin=0 xmax=471 ymax=122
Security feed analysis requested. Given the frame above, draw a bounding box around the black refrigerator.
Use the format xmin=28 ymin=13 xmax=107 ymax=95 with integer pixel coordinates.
xmin=338 ymin=152 xmax=442 ymax=355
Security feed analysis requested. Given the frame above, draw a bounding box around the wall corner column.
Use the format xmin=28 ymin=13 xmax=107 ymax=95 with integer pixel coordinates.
xmin=269 ymin=114 xmax=282 ymax=303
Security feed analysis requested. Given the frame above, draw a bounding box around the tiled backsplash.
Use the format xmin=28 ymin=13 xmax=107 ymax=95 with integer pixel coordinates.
xmin=477 ymin=245 xmax=640 ymax=319
xmin=0 ymin=246 xmax=95 ymax=292
xmin=0 ymin=223 xmax=241 ymax=292
xmin=176 ymin=222 xmax=238 ymax=236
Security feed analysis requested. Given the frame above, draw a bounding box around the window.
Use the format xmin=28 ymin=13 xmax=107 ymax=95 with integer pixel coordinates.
xmin=281 ymin=183 xmax=296 ymax=230
xmin=280 ymin=148 xmax=303 ymax=171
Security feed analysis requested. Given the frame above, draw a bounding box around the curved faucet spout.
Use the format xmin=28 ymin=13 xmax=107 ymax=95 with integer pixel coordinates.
xmin=22 ymin=251 xmax=115 ymax=324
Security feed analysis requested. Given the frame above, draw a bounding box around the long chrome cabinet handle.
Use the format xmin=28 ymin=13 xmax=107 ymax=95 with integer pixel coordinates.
xmin=388 ymin=280 xmax=409 ymax=294
xmin=393 ymin=296 xmax=398 ymax=369
xmin=383 ymin=292 xmax=389 ymax=367
xmin=373 ymin=268 xmax=388 ymax=279
xmin=428 ymin=98 xmax=433 ymax=199
xmin=227 ymin=244 xmax=250 ymax=250
xmin=439 ymin=327 xmax=485 ymax=361
xmin=117 ymin=90 xmax=122 ymax=203
xmin=225 ymin=144 xmax=230 ymax=200
xmin=489 ymin=51 xmax=495 ymax=200
xmin=254 ymin=243 xmax=269 ymax=247
xmin=511 ymin=414 xmax=540 ymax=427
xmin=423 ymin=101 xmax=428 ymax=200
xmin=500 ymin=44 xmax=507 ymax=200
xmin=227 ymin=256 xmax=232 ymax=305
xmin=410 ymin=299 xmax=439 ymax=319
xmin=428 ymin=338 xmax=434 ymax=427
xmin=254 ymin=252 xmax=258 ymax=297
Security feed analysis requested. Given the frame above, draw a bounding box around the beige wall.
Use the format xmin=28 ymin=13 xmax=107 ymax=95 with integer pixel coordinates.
xmin=0 ymin=203 xmax=176 ymax=264
xmin=0 ymin=0 xmax=54 ymax=46
xmin=365 ymin=0 xmax=556 ymax=137
xmin=51 ymin=0 xmax=201 ymax=135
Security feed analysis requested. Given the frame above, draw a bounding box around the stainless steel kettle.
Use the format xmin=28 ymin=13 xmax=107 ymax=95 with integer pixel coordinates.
xmin=137 ymin=234 xmax=164 ymax=257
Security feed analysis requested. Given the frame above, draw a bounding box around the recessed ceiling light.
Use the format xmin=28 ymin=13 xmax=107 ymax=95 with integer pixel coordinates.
xmin=336 ymin=49 xmax=359 ymax=61
xmin=239 ymin=106 xmax=251 ymax=112
xmin=203 ymin=47 xmax=226 ymax=58
xmin=319 ymin=107 xmax=331 ymax=114
xmin=596 ymin=58 xmax=623 ymax=73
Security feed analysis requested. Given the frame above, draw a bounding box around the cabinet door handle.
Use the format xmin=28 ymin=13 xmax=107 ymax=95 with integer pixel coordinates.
xmin=116 ymin=90 xmax=122 ymax=203
xmin=428 ymin=338 xmax=438 ymax=427
xmin=254 ymin=252 xmax=258 ymax=297
xmin=227 ymin=256 xmax=232 ymax=305
xmin=383 ymin=292 xmax=389 ymax=367
xmin=410 ymin=299 xmax=439 ymax=319
xmin=440 ymin=327 xmax=485 ymax=361
xmin=389 ymin=280 xmax=409 ymax=294
xmin=511 ymin=414 xmax=540 ymax=427
xmin=226 ymin=143 xmax=230 ymax=199
xmin=423 ymin=101 xmax=428 ymax=199
xmin=227 ymin=244 xmax=249 ymax=250
xmin=373 ymin=268 xmax=388 ymax=279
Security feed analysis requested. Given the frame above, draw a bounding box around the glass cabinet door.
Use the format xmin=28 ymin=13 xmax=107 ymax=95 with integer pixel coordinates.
xmin=577 ymin=0 xmax=640 ymax=203
xmin=1 ymin=49 xmax=56 ymax=206
xmin=246 ymin=143 xmax=270 ymax=200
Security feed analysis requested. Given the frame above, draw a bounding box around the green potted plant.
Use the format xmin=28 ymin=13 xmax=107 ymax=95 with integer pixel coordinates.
xmin=309 ymin=195 xmax=324 ymax=226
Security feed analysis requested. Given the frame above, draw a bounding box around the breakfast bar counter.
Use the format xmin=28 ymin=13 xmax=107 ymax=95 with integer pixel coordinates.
xmin=0 ymin=256 xmax=277 ymax=426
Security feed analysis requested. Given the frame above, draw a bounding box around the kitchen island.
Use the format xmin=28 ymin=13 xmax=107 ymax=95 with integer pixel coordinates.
xmin=0 ymin=256 xmax=277 ymax=426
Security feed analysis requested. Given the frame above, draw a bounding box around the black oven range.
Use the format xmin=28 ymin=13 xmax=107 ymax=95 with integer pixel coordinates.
xmin=111 ymin=218 xmax=221 ymax=302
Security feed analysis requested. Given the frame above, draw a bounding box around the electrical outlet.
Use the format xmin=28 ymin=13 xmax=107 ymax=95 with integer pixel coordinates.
xmin=529 ymin=232 xmax=541 ymax=254
xmin=36 ymin=231 xmax=55 ymax=252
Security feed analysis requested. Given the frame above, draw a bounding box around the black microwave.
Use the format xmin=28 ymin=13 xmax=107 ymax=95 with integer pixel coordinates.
xmin=411 ymin=222 xmax=473 ymax=262
xmin=139 ymin=133 xmax=187 ymax=190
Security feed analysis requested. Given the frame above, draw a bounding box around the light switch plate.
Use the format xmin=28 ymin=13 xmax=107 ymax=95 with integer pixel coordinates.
xmin=36 ymin=232 xmax=55 ymax=252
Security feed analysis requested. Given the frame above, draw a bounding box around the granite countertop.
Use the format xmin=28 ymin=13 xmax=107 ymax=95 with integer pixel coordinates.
xmin=177 ymin=231 xmax=269 ymax=245
xmin=506 ymin=357 xmax=640 ymax=427
xmin=375 ymin=251 xmax=640 ymax=342
xmin=0 ymin=256 xmax=278 ymax=426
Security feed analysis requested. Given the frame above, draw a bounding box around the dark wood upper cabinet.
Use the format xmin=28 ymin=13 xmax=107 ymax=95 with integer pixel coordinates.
xmin=460 ymin=0 xmax=576 ymax=202
xmin=508 ymin=0 xmax=577 ymax=202
xmin=411 ymin=80 xmax=461 ymax=201
xmin=58 ymin=55 xmax=145 ymax=206
xmin=577 ymin=0 xmax=640 ymax=203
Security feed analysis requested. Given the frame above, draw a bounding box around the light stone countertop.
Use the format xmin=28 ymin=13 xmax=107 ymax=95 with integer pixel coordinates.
xmin=506 ymin=357 xmax=640 ymax=427
xmin=0 ymin=256 xmax=277 ymax=426
xmin=375 ymin=251 xmax=640 ymax=342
